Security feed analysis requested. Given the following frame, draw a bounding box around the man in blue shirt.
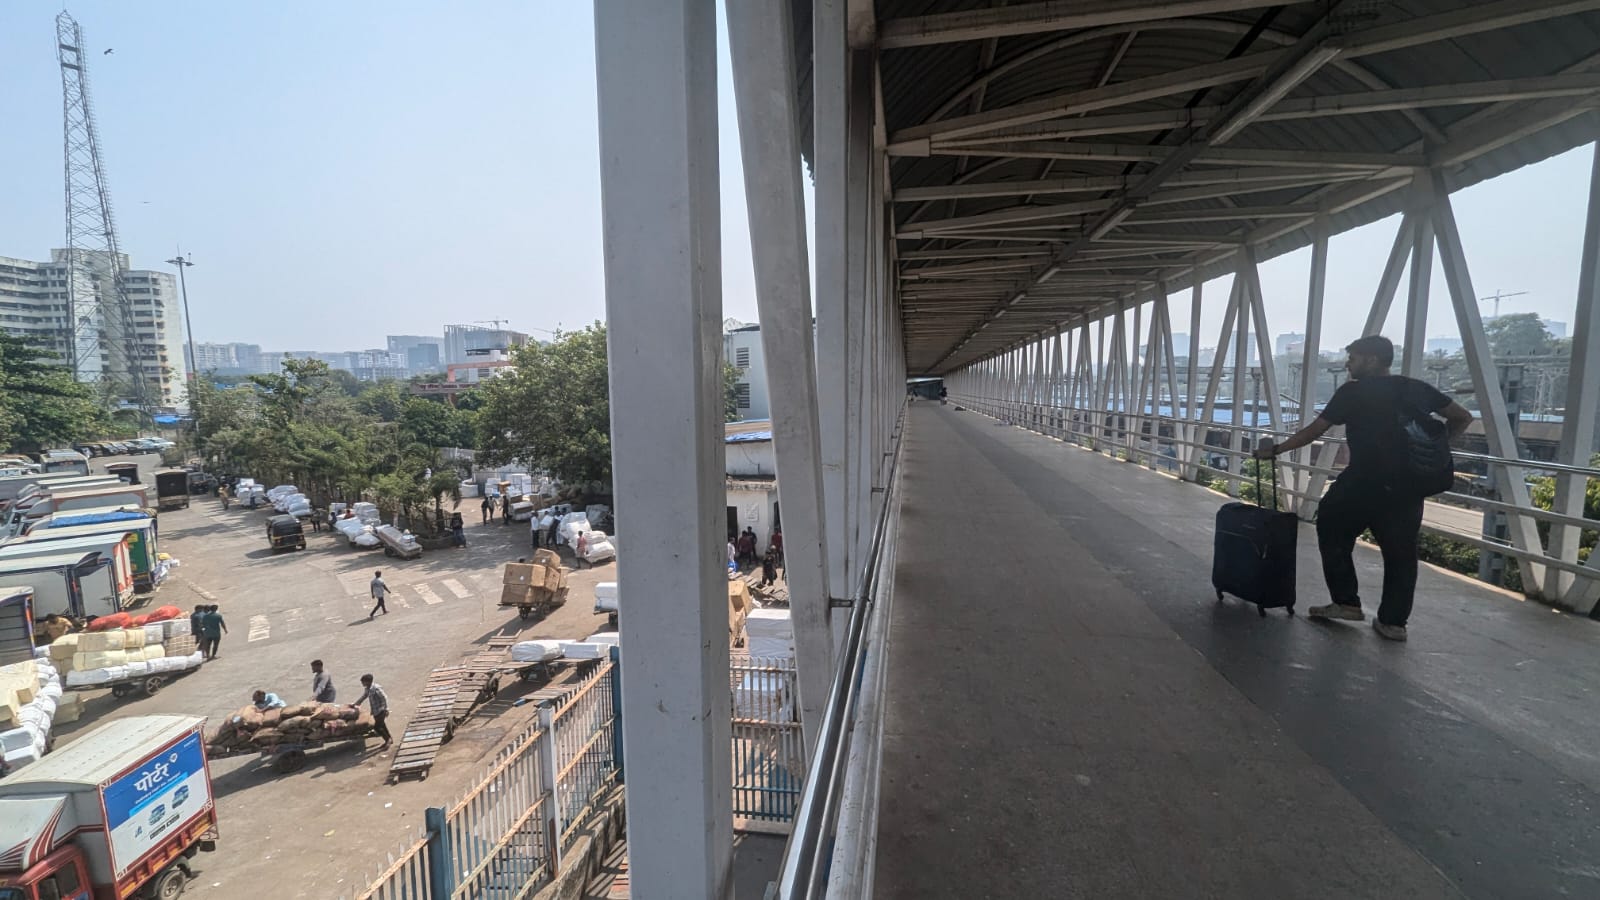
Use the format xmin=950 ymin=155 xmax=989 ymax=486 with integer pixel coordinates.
xmin=252 ymin=689 xmax=286 ymax=710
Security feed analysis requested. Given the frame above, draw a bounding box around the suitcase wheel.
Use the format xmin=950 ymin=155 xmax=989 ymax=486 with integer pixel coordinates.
xmin=1216 ymin=591 xmax=1224 ymax=602
xmin=1258 ymin=606 xmax=1267 ymax=618
xmin=1287 ymin=606 xmax=1295 ymax=616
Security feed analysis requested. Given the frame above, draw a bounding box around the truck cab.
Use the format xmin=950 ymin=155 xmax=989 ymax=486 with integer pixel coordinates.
xmin=0 ymin=843 xmax=92 ymax=900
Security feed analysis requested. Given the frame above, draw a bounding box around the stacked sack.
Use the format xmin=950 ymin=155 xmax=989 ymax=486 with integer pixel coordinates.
xmin=62 ymin=624 xmax=202 ymax=688
xmin=207 ymin=702 xmax=372 ymax=754
xmin=1 ymin=656 xmax=67 ymax=771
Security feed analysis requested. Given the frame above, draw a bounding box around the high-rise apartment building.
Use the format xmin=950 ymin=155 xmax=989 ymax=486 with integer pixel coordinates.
xmin=443 ymin=324 xmax=529 ymax=365
xmin=0 ymin=249 xmax=189 ymax=409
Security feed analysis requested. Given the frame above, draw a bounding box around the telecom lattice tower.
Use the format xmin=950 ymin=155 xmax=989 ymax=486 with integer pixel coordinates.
xmin=56 ymin=10 xmax=149 ymax=411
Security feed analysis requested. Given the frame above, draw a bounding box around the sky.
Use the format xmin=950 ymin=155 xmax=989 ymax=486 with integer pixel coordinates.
xmin=0 ymin=2 xmax=1590 ymax=361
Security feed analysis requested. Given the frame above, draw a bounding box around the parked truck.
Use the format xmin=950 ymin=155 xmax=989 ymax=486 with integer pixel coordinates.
xmin=153 ymin=471 xmax=190 ymax=512
xmin=0 ymin=715 xmax=217 ymax=900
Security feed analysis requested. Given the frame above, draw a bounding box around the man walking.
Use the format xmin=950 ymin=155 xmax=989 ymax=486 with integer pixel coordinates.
xmin=200 ymin=605 xmax=228 ymax=660
xmin=1256 ymin=335 xmax=1472 ymax=641
xmin=350 ymin=674 xmax=393 ymax=751
xmin=310 ymin=659 xmax=336 ymax=703
xmin=369 ymin=570 xmax=390 ymax=619
xmin=190 ymin=605 xmax=206 ymax=645
xmin=546 ymin=514 xmax=560 ymax=549
xmin=481 ymin=495 xmax=493 ymax=525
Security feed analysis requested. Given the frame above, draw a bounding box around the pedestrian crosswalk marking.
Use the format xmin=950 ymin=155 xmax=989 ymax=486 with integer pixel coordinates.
xmin=247 ymin=615 xmax=271 ymax=642
xmin=442 ymin=578 xmax=471 ymax=598
xmin=284 ymin=607 xmax=305 ymax=634
xmin=390 ymin=592 xmax=412 ymax=609
xmin=414 ymin=583 xmax=444 ymax=605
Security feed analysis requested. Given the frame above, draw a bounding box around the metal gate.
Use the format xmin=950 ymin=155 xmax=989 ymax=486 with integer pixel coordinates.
xmin=731 ymin=654 xmax=806 ymax=824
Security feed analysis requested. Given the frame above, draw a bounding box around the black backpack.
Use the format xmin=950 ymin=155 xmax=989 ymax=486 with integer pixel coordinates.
xmin=1392 ymin=380 xmax=1455 ymax=497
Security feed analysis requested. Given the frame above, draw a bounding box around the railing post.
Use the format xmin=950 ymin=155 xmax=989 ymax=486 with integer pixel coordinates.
xmin=538 ymin=702 xmax=564 ymax=875
xmin=608 ymin=648 xmax=624 ymax=782
xmin=424 ymin=806 xmax=452 ymax=900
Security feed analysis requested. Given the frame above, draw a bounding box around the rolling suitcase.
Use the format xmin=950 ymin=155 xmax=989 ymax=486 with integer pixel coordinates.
xmin=1211 ymin=460 xmax=1298 ymax=617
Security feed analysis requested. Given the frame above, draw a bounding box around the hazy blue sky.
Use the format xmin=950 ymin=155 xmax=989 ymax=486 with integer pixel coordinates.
xmin=0 ymin=3 xmax=1591 ymax=360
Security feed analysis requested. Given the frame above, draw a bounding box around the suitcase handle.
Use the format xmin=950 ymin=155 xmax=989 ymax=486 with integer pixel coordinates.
xmin=1255 ymin=455 xmax=1279 ymax=511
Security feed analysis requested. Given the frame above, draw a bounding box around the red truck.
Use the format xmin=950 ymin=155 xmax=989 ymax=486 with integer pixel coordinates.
xmin=0 ymin=715 xmax=217 ymax=900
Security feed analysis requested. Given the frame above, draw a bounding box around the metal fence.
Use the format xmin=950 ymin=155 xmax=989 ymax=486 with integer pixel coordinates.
xmin=354 ymin=656 xmax=620 ymax=900
xmin=731 ymin=654 xmax=806 ymax=825
xmin=952 ymin=392 xmax=1600 ymax=602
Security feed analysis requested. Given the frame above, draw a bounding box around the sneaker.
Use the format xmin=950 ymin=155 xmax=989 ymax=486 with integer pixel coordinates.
xmin=1373 ymin=621 xmax=1408 ymax=642
xmin=1308 ymin=602 xmax=1364 ymax=621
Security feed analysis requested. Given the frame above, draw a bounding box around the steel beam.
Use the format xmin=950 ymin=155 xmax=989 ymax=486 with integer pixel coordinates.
xmin=845 ymin=48 xmax=873 ymax=593
xmin=1402 ymin=180 xmax=1436 ymax=378
xmin=1362 ymin=209 xmax=1416 ymax=336
xmin=1430 ymin=175 xmax=1548 ymax=596
xmin=814 ymin=0 xmax=851 ymax=606
xmin=1551 ymin=143 xmax=1600 ymax=612
xmin=1297 ymin=216 xmax=1329 ymax=511
xmin=878 ymin=0 xmax=1292 ymax=49
xmin=593 ymin=0 xmax=732 ymax=893
xmin=726 ymin=0 xmax=834 ymax=749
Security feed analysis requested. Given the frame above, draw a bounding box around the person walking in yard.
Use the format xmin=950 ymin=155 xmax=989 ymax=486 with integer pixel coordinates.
xmin=547 ymin=515 xmax=560 ymax=549
xmin=450 ymin=512 xmax=467 ymax=548
xmin=190 ymin=605 xmax=205 ymax=644
xmin=351 ymin=674 xmax=392 ymax=750
xmin=727 ymin=537 xmax=738 ymax=572
xmin=761 ymin=548 xmax=779 ymax=587
xmin=575 ymin=531 xmax=590 ymax=569
xmin=200 ymin=606 xmax=227 ymax=660
xmin=481 ymin=495 xmax=493 ymax=525
xmin=310 ymin=659 xmax=336 ymax=703
xmin=369 ymin=570 xmax=390 ymax=618
xmin=770 ymin=527 xmax=783 ymax=566
xmin=218 ymin=484 xmax=230 ymax=510
xmin=1255 ymin=335 xmax=1473 ymax=642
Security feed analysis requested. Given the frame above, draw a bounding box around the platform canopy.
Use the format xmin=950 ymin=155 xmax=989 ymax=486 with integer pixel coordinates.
xmin=790 ymin=0 xmax=1600 ymax=374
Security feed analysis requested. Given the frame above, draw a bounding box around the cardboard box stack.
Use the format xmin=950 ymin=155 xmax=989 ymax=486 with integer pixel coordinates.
xmin=62 ymin=626 xmax=202 ymax=688
xmin=499 ymin=554 xmax=569 ymax=609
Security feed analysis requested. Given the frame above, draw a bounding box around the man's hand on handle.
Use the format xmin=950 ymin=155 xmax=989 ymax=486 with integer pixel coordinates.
xmin=1252 ymin=438 xmax=1277 ymax=461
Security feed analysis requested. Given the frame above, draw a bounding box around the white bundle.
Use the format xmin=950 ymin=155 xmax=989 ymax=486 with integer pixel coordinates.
xmin=3 ymin=745 xmax=41 ymax=770
xmin=28 ymin=695 xmax=57 ymax=718
xmin=65 ymin=669 xmax=109 ymax=687
xmin=143 ymin=623 xmax=167 ymax=645
xmin=558 ymin=641 xmax=608 ymax=660
xmin=17 ymin=706 xmax=47 ymax=729
xmin=0 ymin=727 xmax=32 ymax=752
xmin=164 ymin=618 xmax=192 ymax=638
xmin=583 ymin=632 xmax=621 ymax=648
xmin=510 ymin=640 xmax=563 ymax=663
xmin=32 ymin=646 xmax=49 ymax=661
xmin=122 ymin=660 xmax=151 ymax=677
xmin=183 ymin=652 xmax=203 ymax=669
xmin=39 ymin=682 xmax=62 ymax=702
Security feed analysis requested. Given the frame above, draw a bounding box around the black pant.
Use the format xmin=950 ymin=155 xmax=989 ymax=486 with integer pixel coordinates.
xmin=372 ymin=711 xmax=391 ymax=744
xmin=369 ymin=596 xmax=387 ymax=617
xmin=1315 ymin=476 xmax=1425 ymax=627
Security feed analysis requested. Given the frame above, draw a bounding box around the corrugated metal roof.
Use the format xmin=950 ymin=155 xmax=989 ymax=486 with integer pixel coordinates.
xmin=793 ymin=1 xmax=1600 ymax=374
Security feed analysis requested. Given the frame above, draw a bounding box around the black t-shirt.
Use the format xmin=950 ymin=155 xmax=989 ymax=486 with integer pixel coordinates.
xmin=1319 ymin=374 xmax=1451 ymax=484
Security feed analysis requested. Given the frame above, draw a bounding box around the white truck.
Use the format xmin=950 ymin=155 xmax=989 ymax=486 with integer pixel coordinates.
xmin=0 ymin=715 xmax=218 ymax=900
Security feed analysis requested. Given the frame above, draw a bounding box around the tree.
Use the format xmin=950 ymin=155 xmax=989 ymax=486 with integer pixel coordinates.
xmin=1484 ymin=313 xmax=1552 ymax=358
xmin=0 ymin=333 xmax=109 ymax=453
xmin=476 ymin=324 xmax=611 ymax=488
xmin=724 ymin=361 xmax=742 ymax=422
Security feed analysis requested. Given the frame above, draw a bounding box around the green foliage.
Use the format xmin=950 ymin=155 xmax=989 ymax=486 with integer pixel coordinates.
xmin=1483 ymin=312 xmax=1553 ymax=358
xmin=724 ymin=361 xmax=742 ymax=423
xmin=182 ymin=358 xmax=471 ymax=529
xmin=0 ymin=333 xmax=109 ymax=453
xmin=476 ymin=324 xmax=612 ymax=488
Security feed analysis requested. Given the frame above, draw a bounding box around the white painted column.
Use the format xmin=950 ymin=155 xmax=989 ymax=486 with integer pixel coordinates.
xmin=593 ymin=0 xmax=732 ymax=893
xmin=1363 ymin=208 xmax=1417 ymax=336
xmin=1551 ymin=143 xmax=1600 ymax=611
xmin=726 ymin=0 xmax=833 ymax=748
xmin=1182 ymin=283 xmax=1203 ymax=479
xmin=843 ymin=48 xmax=873 ymax=590
xmin=1242 ymin=253 xmax=1283 ymax=434
xmin=1298 ymin=215 xmax=1330 ymax=511
xmin=1231 ymin=261 xmax=1252 ymax=496
xmin=1430 ymin=174 xmax=1548 ymax=596
xmin=814 ymin=0 xmax=850 ymax=605
xmin=1402 ymin=179 xmax=1436 ymax=378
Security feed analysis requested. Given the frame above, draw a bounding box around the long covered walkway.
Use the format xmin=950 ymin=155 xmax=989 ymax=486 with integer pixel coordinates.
xmin=878 ymin=403 xmax=1600 ymax=899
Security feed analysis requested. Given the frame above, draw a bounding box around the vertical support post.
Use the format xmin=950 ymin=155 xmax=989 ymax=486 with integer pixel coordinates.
xmin=1430 ymin=172 xmax=1548 ymax=597
xmin=1298 ymin=215 xmax=1330 ymax=512
xmin=424 ymin=807 xmax=452 ymax=900
xmin=594 ymin=1 xmax=732 ymax=893
xmin=609 ymin=645 xmax=624 ymax=779
xmin=1158 ymin=290 xmax=1183 ymax=474
xmin=537 ymin=703 xmax=564 ymax=874
xmin=1242 ymin=252 xmax=1283 ymax=433
xmin=1363 ymin=207 xmax=1416 ymax=336
xmin=1402 ymin=179 xmax=1436 ymax=378
xmin=727 ymin=0 xmax=833 ymax=745
xmin=1553 ymin=143 xmax=1600 ymax=612
xmin=1231 ymin=263 xmax=1251 ymax=496
xmin=814 ymin=0 xmax=851 ymax=607
xmin=1050 ymin=332 xmax=1064 ymax=436
xmin=1182 ymin=282 xmax=1203 ymax=478
xmin=844 ymin=48 xmax=873 ymax=587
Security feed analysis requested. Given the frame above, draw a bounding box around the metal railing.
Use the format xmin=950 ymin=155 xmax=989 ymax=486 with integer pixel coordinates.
xmin=952 ymin=391 xmax=1600 ymax=594
xmin=732 ymin=654 xmax=807 ymax=825
xmin=771 ymin=407 xmax=906 ymax=899
xmin=354 ymin=656 xmax=620 ymax=900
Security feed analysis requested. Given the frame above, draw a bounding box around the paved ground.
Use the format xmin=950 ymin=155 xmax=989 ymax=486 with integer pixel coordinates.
xmin=876 ymin=405 xmax=1600 ymax=899
xmin=50 ymin=455 xmax=614 ymax=899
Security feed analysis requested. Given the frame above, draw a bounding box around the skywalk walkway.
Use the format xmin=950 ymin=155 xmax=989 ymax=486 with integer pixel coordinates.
xmin=876 ymin=403 xmax=1600 ymax=899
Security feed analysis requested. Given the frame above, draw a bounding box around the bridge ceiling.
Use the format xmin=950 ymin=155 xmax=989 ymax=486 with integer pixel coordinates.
xmin=799 ymin=1 xmax=1600 ymax=374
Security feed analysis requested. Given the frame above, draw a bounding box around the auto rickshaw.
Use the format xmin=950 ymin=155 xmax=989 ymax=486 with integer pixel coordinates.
xmin=266 ymin=514 xmax=307 ymax=552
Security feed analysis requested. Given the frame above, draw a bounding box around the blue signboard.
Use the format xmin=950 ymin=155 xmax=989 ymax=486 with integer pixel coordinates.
xmin=102 ymin=731 xmax=210 ymax=876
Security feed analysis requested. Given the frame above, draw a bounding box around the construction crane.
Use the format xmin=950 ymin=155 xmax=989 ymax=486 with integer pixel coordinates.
xmin=474 ymin=319 xmax=510 ymax=330
xmin=1477 ymin=289 xmax=1529 ymax=319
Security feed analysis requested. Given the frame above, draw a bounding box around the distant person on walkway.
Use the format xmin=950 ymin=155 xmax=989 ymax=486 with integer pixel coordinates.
xmin=200 ymin=605 xmax=228 ymax=659
xmin=1255 ymin=335 xmax=1472 ymax=641
xmin=761 ymin=548 xmax=779 ymax=587
xmin=939 ymin=384 xmax=948 ymax=405
xmin=369 ymin=570 xmax=390 ymax=618
xmin=481 ymin=495 xmax=493 ymax=525
xmin=351 ymin=674 xmax=393 ymax=750
xmin=310 ymin=659 xmax=336 ymax=703
xmin=218 ymin=484 xmax=230 ymax=510
xmin=451 ymin=512 xmax=467 ymax=548
xmin=252 ymin=689 xmax=286 ymax=711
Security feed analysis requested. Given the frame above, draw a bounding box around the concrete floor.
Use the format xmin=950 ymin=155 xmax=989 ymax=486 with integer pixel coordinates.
xmin=48 ymin=454 xmax=616 ymax=899
xmin=875 ymin=405 xmax=1600 ymax=899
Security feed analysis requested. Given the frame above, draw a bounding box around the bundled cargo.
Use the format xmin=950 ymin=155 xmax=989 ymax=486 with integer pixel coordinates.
xmin=162 ymin=617 xmax=192 ymax=639
xmin=510 ymin=640 xmax=563 ymax=663
xmin=77 ymin=630 xmax=125 ymax=652
xmin=499 ymin=560 xmax=568 ymax=618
